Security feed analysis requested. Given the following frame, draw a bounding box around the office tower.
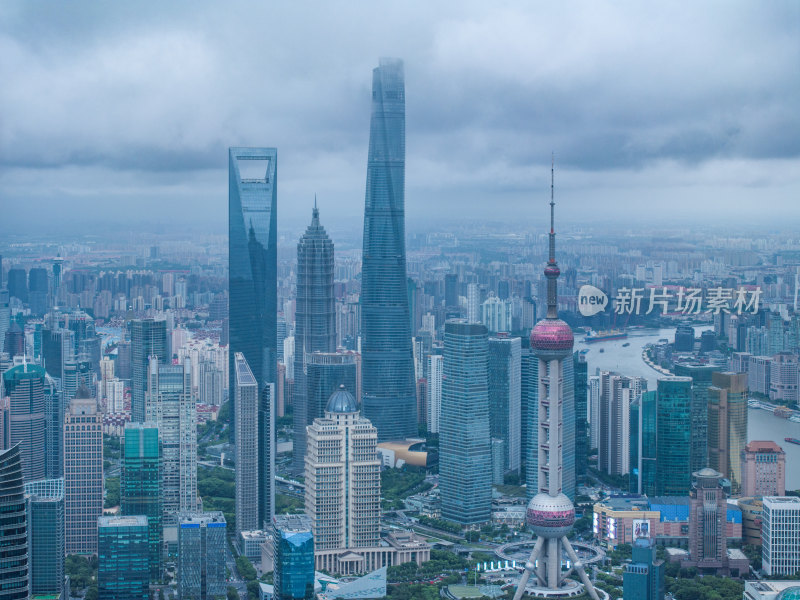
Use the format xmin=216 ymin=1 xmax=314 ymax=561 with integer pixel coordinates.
xmin=630 ymin=391 xmax=658 ymax=496
xmin=178 ymin=512 xmax=227 ymax=600
xmin=588 ymin=374 xmax=600 ymax=449
xmin=521 ymin=348 xmax=539 ymax=495
xmin=130 ymin=318 xmax=167 ymax=423
xmin=2 ymin=363 xmax=46 ymax=482
xmin=685 ymin=468 xmax=745 ymax=575
xmin=513 ymin=164 xmax=598 ymax=600
xmin=673 ymin=363 xmax=715 ymax=473
xmin=490 ymin=438 xmax=505 ymax=485
xmin=97 ymin=515 xmax=149 ymax=600
xmin=2 ymin=322 xmax=24 ymax=357
xmin=44 ymin=374 xmax=63 ymax=479
xmin=259 ymin=381 xmax=276 ymax=530
xmin=64 ymin=385 xmax=103 ymax=554
xmin=28 ymin=267 xmax=49 ymax=315
xmin=741 ymin=441 xmax=786 ymax=497
xmin=116 ymin=339 xmax=132 ymax=380
xmin=25 ymin=478 xmax=66 ymax=599
xmin=769 ymin=352 xmax=798 ymax=403
xmin=0 ymin=290 xmax=10 ymax=352
xmin=293 ymin=204 xmax=336 ymax=472
xmin=235 ymin=353 xmax=259 ymax=534
xmin=573 ymin=351 xmax=589 ymax=478
xmin=360 ymin=58 xmax=417 ymax=442
xmin=623 ymin=538 xmax=665 ymax=600
xmin=273 ymin=514 xmax=315 ymax=600
xmin=427 ymin=353 xmax=443 ymax=434
xmin=674 ymin=326 xmax=694 ymax=351
xmin=440 ymin=321 xmax=491 ymax=525
xmin=7 ymin=268 xmax=27 ymax=303
xmin=655 ymin=377 xmax=693 ymax=497
xmin=229 ymin=147 xmax=278 ymax=439
xmin=145 ymin=357 xmax=197 ymax=524
xmin=0 ymin=445 xmax=29 ymax=600
xmin=707 ymin=371 xmax=748 ymax=493
xmin=444 ymin=273 xmax=459 ymax=307
xmin=121 ymin=424 xmax=162 ymax=579
xmin=305 ymin=353 xmax=358 ymax=427
xmin=488 ymin=336 xmax=522 ymax=474
xmin=305 ymin=385 xmax=380 ymax=554
xmin=761 ymin=496 xmax=800 ymax=576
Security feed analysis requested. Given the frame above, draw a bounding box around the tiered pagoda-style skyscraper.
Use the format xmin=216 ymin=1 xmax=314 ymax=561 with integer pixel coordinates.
xmin=513 ymin=163 xmax=599 ymax=600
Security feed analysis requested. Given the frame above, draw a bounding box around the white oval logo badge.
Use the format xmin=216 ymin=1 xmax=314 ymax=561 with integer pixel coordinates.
xmin=578 ymin=285 xmax=608 ymax=317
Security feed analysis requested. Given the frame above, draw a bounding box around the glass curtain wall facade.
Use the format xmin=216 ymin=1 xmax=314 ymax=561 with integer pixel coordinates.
xmin=707 ymin=371 xmax=748 ymax=494
xmin=177 ymin=512 xmax=227 ymax=600
xmin=630 ymin=390 xmax=658 ymax=496
xmin=574 ymin=350 xmax=590 ymax=478
xmin=488 ymin=336 xmax=522 ymax=474
xmin=2 ymin=364 xmax=46 ymax=483
xmin=130 ymin=319 xmax=167 ymax=423
xmin=306 ymin=353 xmax=357 ymax=425
xmin=228 ymin=147 xmax=278 ymax=435
xmin=655 ymin=377 xmax=693 ymax=496
xmin=229 ymin=147 xmax=277 ymax=528
xmin=273 ymin=515 xmax=315 ymax=600
xmin=25 ymin=478 xmax=65 ymax=599
xmin=673 ymin=363 xmax=715 ymax=473
xmin=0 ymin=446 xmax=28 ymax=600
xmin=293 ymin=205 xmax=336 ymax=472
xmin=97 ymin=516 xmax=149 ymax=600
xmin=360 ymin=58 xmax=417 ymax=441
xmin=121 ymin=424 xmax=162 ymax=579
xmin=440 ymin=321 xmax=491 ymax=525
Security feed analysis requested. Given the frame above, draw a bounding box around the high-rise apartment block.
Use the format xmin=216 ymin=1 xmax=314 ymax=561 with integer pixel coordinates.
xmin=64 ymin=385 xmax=103 ymax=554
xmin=360 ymin=58 xmax=417 ymax=441
xmin=440 ymin=321 xmax=491 ymax=525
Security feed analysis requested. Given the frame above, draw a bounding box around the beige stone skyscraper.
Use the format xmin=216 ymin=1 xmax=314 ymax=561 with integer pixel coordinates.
xmin=65 ymin=384 xmax=103 ymax=554
xmin=708 ymin=371 xmax=748 ymax=493
xmin=305 ymin=385 xmax=380 ymax=552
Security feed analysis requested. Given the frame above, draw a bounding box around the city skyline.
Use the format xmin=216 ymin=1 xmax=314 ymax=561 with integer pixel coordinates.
xmin=2 ymin=3 xmax=799 ymax=236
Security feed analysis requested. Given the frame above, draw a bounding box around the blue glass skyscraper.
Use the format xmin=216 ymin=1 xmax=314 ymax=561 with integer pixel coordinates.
xmin=229 ymin=147 xmax=278 ymax=420
xmin=440 ymin=321 xmax=491 ymax=525
xmin=360 ymin=58 xmax=417 ymax=441
xmin=229 ymin=147 xmax=277 ymax=526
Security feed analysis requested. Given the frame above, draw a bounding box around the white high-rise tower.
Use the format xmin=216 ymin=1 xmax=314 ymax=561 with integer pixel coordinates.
xmin=513 ymin=161 xmax=599 ymax=600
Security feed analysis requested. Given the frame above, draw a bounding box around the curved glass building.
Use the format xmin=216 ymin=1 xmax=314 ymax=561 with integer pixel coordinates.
xmin=360 ymin=58 xmax=417 ymax=441
xmin=0 ymin=445 xmax=28 ymax=600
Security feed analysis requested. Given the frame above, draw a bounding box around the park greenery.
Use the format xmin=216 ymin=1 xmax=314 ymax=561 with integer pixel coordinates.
xmin=67 ymin=554 xmax=98 ymax=597
xmin=235 ymin=555 xmax=261 ymax=599
xmin=666 ymin=575 xmax=744 ymax=600
xmin=417 ymin=515 xmax=463 ymax=535
xmin=104 ymin=476 xmax=120 ymax=508
xmin=198 ymin=465 xmax=235 ymax=532
xmin=387 ymin=549 xmax=469 ymax=583
xmin=381 ymin=467 xmax=431 ymax=510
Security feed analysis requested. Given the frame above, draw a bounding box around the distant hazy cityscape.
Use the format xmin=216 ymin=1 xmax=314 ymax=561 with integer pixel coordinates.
xmin=3 ymin=8 xmax=800 ymax=599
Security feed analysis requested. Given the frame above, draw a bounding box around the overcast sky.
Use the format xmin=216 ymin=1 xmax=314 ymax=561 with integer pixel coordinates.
xmin=1 ymin=2 xmax=799 ymax=236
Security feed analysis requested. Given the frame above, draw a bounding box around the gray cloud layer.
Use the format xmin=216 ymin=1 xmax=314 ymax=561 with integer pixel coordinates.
xmin=1 ymin=1 xmax=799 ymax=233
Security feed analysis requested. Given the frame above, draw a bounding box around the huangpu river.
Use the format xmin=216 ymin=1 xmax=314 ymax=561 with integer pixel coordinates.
xmin=576 ymin=326 xmax=800 ymax=490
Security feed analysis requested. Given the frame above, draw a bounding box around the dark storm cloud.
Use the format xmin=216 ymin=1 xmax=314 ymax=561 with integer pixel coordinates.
xmin=1 ymin=0 xmax=799 ymax=232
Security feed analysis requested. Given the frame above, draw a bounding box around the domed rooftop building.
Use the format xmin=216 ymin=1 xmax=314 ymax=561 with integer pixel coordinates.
xmin=325 ymin=384 xmax=358 ymax=414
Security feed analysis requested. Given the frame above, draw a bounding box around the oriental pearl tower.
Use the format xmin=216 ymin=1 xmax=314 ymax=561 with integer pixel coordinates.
xmin=512 ymin=161 xmax=599 ymax=600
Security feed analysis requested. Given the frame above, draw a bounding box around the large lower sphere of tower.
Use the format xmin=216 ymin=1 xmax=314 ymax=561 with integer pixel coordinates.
xmin=526 ymin=492 xmax=575 ymax=538
xmin=529 ymin=318 xmax=574 ymax=360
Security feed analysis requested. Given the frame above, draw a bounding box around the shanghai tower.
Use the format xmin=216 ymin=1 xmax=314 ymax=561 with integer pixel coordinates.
xmin=360 ymin=58 xmax=417 ymax=441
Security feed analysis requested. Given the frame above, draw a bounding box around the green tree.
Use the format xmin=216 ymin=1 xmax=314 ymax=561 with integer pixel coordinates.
xmin=104 ymin=476 xmax=120 ymax=508
xmin=227 ymin=587 xmax=239 ymax=600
